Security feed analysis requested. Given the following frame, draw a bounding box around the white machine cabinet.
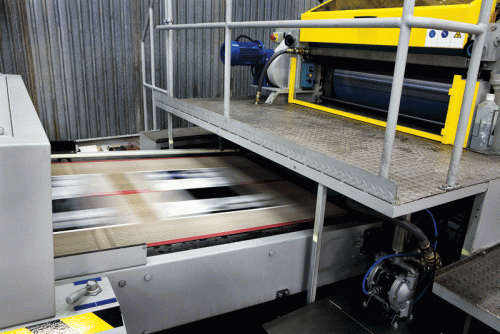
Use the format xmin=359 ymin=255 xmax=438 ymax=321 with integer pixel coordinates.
xmin=0 ymin=74 xmax=55 ymax=328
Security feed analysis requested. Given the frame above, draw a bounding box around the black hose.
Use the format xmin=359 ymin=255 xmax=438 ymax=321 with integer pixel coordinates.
xmin=235 ymin=35 xmax=254 ymax=42
xmin=254 ymin=48 xmax=290 ymax=104
xmin=346 ymin=199 xmax=428 ymax=246
xmin=345 ymin=199 xmax=439 ymax=268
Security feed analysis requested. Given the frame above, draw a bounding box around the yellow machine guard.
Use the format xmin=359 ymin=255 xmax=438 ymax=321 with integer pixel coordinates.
xmin=288 ymin=57 xmax=478 ymax=146
xmin=300 ymin=0 xmax=492 ymax=48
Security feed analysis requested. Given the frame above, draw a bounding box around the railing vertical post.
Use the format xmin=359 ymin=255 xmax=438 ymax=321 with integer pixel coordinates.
xmin=141 ymin=41 xmax=148 ymax=131
xmin=223 ymin=0 xmax=232 ymax=118
xmin=149 ymin=2 xmax=158 ymax=131
xmin=379 ymin=0 xmax=415 ymax=179
xmin=444 ymin=0 xmax=494 ymax=188
xmin=165 ymin=0 xmax=174 ymax=149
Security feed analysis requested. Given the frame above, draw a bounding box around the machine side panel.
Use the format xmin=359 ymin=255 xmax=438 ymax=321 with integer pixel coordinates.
xmin=463 ymin=178 xmax=500 ymax=253
xmin=107 ymin=223 xmax=376 ymax=334
xmin=0 ymin=76 xmax=54 ymax=328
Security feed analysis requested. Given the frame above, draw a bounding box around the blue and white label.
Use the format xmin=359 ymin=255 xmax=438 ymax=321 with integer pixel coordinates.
xmin=425 ymin=29 xmax=464 ymax=48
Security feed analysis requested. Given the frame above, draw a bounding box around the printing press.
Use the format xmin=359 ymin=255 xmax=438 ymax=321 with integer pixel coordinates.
xmin=3 ymin=0 xmax=500 ymax=332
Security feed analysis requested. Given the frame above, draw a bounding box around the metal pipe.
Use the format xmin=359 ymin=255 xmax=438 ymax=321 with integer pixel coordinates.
xmin=156 ymin=18 xmax=401 ymax=30
xmin=445 ymin=0 xmax=494 ymax=187
xmin=149 ymin=4 xmax=157 ymax=131
xmin=223 ymin=0 xmax=232 ymax=118
xmin=168 ymin=113 xmax=174 ymax=149
xmin=307 ymin=184 xmax=327 ymax=304
xmin=379 ymin=0 xmax=415 ymax=178
xmin=392 ymin=214 xmax=411 ymax=253
xmin=165 ymin=0 xmax=174 ymax=149
xmin=407 ymin=17 xmax=485 ymax=35
xmin=141 ymin=42 xmax=148 ymax=131
xmin=141 ymin=15 xmax=150 ymax=42
xmin=166 ymin=0 xmax=174 ymax=98
xmin=156 ymin=22 xmax=226 ymax=30
xmin=141 ymin=0 xmax=157 ymax=42
xmin=143 ymin=82 xmax=169 ymax=95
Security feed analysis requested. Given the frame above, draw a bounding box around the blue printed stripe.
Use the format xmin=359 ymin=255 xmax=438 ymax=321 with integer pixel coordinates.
xmin=74 ymin=302 xmax=97 ymax=311
xmin=74 ymin=277 xmax=102 ymax=286
xmin=96 ymin=298 xmax=118 ymax=306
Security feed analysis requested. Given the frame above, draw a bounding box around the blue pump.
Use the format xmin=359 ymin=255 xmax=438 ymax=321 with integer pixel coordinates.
xmin=220 ymin=40 xmax=274 ymax=86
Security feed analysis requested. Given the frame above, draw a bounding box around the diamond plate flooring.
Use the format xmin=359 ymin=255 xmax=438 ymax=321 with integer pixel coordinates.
xmin=434 ymin=243 xmax=500 ymax=331
xmin=184 ymin=98 xmax=500 ymax=205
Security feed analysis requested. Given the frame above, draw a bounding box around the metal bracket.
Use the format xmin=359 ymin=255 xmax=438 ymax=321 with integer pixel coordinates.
xmin=439 ymin=183 xmax=460 ymax=191
xmin=265 ymin=91 xmax=280 ymax=104
xmin=276 ymin=289 xmax=290 ymax=299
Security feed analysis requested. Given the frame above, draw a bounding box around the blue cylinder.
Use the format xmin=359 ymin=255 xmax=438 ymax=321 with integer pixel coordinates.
xmin=220 ymin=40 xmax=273 ymax=67
xmin=332 ymin=70 xmax=452 ymax=124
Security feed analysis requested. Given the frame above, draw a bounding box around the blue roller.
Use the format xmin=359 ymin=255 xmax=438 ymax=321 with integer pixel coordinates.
xmin=332 ymin=70 xmax=452 ymax=124
xmin=220 ymin=40 xmax=274 ymax=85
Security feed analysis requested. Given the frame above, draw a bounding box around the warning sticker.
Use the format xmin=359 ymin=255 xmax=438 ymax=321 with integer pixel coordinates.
xmin=425 ymin=29 xmax=465 ymax=48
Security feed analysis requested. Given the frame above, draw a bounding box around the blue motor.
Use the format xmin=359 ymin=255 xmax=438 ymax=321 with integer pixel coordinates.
xmin=220 ymin=39 xmax=274 ymax=86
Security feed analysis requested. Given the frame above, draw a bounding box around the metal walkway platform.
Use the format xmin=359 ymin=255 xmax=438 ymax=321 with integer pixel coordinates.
xmin=433 ymin=243 xmax=500 ymax=332
xmin=155 ymin=94 xmax=500 ymax=217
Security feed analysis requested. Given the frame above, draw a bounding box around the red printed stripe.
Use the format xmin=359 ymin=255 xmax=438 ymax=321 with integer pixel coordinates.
xmin=146 ymin=219 xmax=314 ymax=247
xmin=91 ymin=189 xmax=155 ymax=197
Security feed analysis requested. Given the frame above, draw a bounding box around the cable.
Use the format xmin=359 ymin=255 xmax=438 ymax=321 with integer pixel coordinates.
xmin=255 ymin=48 xmax=309 ymax=104
xmin=414 ymin=270 xmax=434 ymax=303
xmin=235 ymin=35 xmax=254 ymax=42
xmin=424 ymin=209 xmax=438 ymax=251
xmin=362 ymin=253 xmax=419 ymax=295
xmin=255 ymin=48 xmax=289 ymax=104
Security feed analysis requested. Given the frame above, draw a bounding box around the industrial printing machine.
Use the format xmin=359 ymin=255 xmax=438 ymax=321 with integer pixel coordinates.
xmin=3 ymin=0 xmax=500 ymax=333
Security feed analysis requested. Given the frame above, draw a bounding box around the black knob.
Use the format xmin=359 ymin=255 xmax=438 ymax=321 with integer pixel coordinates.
xmin=284 ymin=34 xmax=295 ymax=47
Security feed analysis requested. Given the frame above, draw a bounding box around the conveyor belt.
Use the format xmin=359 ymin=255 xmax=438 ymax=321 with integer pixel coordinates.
xmin=52 ymin=155 xmax=347 ymax=257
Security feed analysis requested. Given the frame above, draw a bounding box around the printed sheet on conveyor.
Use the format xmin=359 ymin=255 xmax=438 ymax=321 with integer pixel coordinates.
xmin=51 ymin=155 xmax=346 ymax=257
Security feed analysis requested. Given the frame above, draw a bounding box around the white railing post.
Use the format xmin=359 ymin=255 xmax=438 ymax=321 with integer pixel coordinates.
xmin=379 ymin=0 xmax=415 ymax=179
xmin=223 ymin=0 xmax=232 ymax=118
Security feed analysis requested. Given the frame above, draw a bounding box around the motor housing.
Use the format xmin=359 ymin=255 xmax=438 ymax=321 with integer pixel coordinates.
xmin=220 ymin=40 xmax=274 ymax=85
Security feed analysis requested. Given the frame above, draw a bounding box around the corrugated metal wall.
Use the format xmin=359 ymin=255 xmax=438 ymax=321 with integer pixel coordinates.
xmin=2 ymin=0 xmax=317 ymax=141
xmin=0 ymin=0 xmax=37 ymax=106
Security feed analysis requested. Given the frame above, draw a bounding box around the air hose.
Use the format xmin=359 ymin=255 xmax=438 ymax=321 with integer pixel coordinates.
xmin=346 ymin=199 xmax=441 ymax=269
xmin=254 ymin=48 xmax=309 ymax=104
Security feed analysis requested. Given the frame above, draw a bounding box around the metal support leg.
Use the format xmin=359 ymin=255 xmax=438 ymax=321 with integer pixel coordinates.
xmin=149 ymin=4 xmax=157 ymax=131
xmin=165 ymin=0 xmax=174 ymax=148
xmin=462 ymin=314 xmax=472 ymax=334
xmin=168 ymin=113 xmax=173 ymax=149
xmin=307 ymin=183 xmax=327 ymax=304
xmin=444 ymin=0 xmax=493 ymax=188
xmin=141 ymin=41 xmax=148 ymax=131
xmin=379 ymin=0 xmax=415 ymax=178
xmin=223 ymin=0 xmax=232 ymax=118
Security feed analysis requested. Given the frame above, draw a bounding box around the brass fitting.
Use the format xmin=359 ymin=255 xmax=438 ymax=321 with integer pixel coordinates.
xmin=419 ymin=243 xmax=442 ymax=269
xmin=255 ymin=91 xmax=261 ymax=105
xmin=286 ymin=48 xmax=309 ymax=56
